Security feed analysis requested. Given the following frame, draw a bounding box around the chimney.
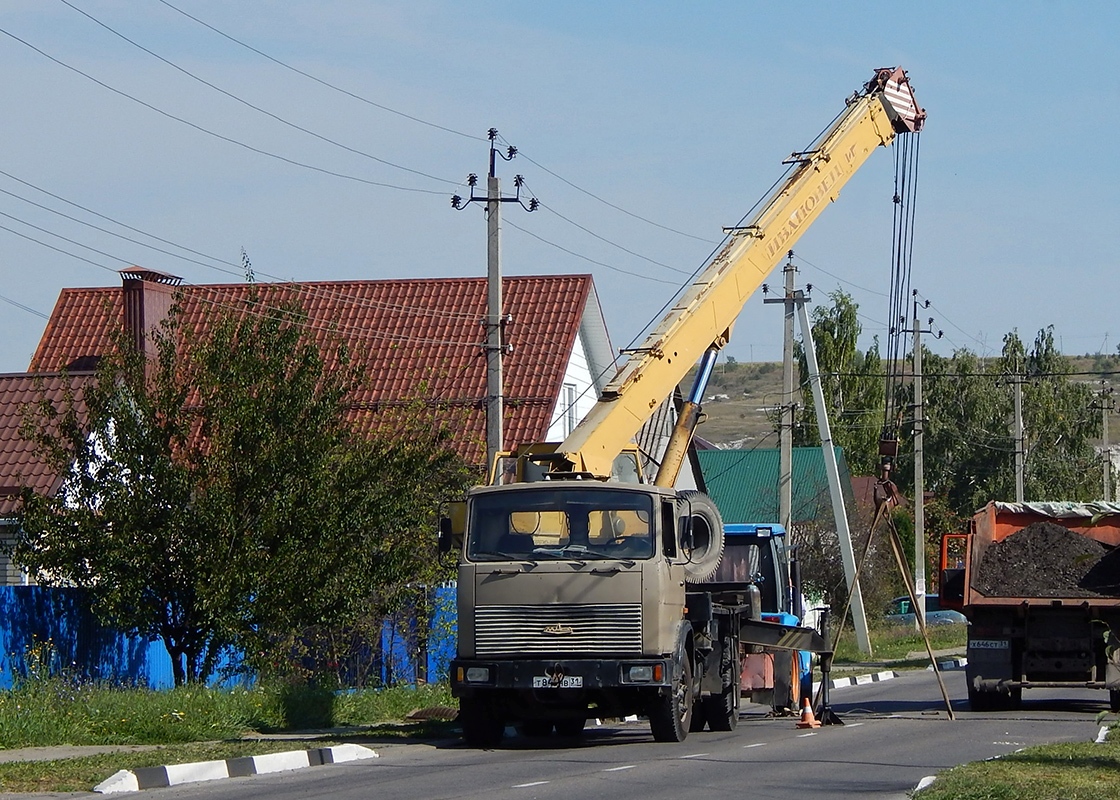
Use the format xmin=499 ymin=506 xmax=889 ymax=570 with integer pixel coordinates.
xmin=120 ymin=267 xmax=182 ymax=359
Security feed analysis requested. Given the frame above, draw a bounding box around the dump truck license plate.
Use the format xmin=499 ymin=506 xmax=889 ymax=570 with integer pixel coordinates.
xmin=532 ymin=676 xmax=583 ymax=688
xmin=971 ymin=639 xmax=1010 ymax=649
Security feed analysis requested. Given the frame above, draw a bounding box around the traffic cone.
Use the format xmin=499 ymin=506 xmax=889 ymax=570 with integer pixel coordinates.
xmin=796 ymin=696 xmax=821 ymax=729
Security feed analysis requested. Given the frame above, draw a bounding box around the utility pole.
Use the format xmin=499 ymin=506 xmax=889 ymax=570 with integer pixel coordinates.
xmin=452 ymin=129 xmax=538 ymax=469
xmin=763 ymin=251 xmax=798 ymax=534
xmin=1013 ymin=375 xmax=1025 ymax=502
xmin=1097 ymin=383 xmax=1115 ymax=501
xmin=909 ymin=291 xmax=941 ymax=628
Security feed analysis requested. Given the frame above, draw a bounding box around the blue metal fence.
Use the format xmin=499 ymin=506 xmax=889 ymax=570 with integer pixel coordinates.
xmin=0 ymin=585 xmax=458 ymax=690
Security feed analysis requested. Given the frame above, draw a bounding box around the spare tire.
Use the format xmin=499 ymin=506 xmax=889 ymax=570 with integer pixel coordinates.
xmin=677 ymin=490 xmax=725 ymax=581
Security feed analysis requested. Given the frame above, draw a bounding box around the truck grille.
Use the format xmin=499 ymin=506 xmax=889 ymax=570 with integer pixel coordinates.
xmin=475 ymin=604 xmax=643 ymax=656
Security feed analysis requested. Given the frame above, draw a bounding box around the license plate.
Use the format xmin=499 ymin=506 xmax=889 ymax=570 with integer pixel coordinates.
xmin=971 ymin=639 xmax=1010 ymax=650
xmin=532 ymin=675 xmax=583 ymax=688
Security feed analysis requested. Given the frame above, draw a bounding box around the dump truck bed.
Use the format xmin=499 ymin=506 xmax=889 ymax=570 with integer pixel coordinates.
xmin=963 ymin=501 xmax=1120 ymax=608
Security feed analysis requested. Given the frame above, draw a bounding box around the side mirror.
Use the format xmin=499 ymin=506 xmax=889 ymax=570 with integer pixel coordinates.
xmin=678 ymin=514 xmax=694 ymax=554
xmin=438 ymin=516 xmax=453 ymax=553
xmin=439 ymin=500 xmax=467 ymax=554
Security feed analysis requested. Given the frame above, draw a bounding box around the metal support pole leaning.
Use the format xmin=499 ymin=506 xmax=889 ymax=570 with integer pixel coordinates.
xmin=795 ymin=291 xmax=872 ymax=655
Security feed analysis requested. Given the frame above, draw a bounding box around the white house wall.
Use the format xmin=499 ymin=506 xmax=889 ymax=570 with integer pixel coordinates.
xmin=545 ymin=333 xmax=598 ymax=441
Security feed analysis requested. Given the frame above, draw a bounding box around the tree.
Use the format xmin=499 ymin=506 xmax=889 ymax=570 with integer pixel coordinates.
xmin=793 ymin=290 xmax=885 ymax=476
xmin=897 ymin=328 xmax=1099 ymax=517
xmin=16 ymin=298 xmax=471 ymax=685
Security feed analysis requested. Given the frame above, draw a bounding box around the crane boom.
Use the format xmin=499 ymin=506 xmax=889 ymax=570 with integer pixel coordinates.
xmin=556 ymin=67 xmax=924 ymax=479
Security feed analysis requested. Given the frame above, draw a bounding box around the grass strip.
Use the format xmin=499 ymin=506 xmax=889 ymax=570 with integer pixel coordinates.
xmin=915 ymin=740 xmax=1120 ymax=800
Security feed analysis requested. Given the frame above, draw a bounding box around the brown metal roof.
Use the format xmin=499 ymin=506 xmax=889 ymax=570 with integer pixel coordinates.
xmin=0 ymin=372 xmax=93 ymax=516
xmin=29 ymin=275 xmax=599 ymax=470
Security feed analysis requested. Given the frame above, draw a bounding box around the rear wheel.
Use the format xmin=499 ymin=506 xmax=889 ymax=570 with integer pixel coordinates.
xmin=460 ymin=697 xmax=505 ymax=748
xmin=703 ymin=636 xmax=741 ymax=732
xmin=650 ymin=653 xmax=694 ymax=742
xmin=967 ymin=684 xmax=992 ymax=712
xmin=1006 ymin=685 xmax=1023 ymax=710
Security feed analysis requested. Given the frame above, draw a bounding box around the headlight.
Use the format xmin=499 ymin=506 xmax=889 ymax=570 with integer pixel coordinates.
xmin=465 ymin=666 xmax=491 ymax=683
xmin=628 ymin=665 xmax=654 ymax=682
xmin=624 ymin=664 xmax=662 ymax=683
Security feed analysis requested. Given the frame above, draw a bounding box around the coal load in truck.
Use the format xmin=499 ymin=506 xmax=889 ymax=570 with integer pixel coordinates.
xmin=973 ymin=521 xmax=1120 ymax=598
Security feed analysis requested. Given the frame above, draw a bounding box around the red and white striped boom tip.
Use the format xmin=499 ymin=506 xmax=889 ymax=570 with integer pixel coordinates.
xmin=868 ymin=66 xmax=926 ymax=133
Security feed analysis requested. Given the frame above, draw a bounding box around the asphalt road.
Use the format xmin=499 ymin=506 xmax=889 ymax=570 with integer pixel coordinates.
xmin=104 ymin=668 xmax=1111 ymax=799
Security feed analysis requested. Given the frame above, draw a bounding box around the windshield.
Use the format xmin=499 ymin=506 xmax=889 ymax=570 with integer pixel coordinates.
xmin=467 ymin=488 xmax=655 ymax=562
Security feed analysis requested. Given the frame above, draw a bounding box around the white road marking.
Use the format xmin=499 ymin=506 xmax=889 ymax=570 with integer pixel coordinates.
xmin=844 ymin=722 xmax=864 ymax=728
xmin=797 ymin=732 xmax=818 ymax=738
xmin=603 ymin=765 xmax=636 ymax=772
xmin=514 ymin=782 xmax=549 ymax=788
xmin=743 ymin=743 xmax=767 ymax=749
xmin=679 ymin=752 xmax=709 ymax=759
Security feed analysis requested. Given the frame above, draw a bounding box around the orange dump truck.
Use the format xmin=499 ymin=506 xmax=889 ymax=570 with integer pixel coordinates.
xmin=941 ymin=501 xmax=1120 ymax=711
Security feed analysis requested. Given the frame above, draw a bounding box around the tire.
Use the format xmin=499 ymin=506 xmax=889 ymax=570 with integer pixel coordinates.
xmin=703 ymin=635 xmax=740 ymax=732
xmin=554 ymin=718 xmax=586 ymax=737
xmin=1006 ymin=685 xmax=1023 ymax=711
xmin=460 ymin=697 xmax=505 ymax=748
xmin=967 ymin=685 xmax=991 ymax=712
xmin=649 ymin=652 xmax=694 ymax=742
xmin=677 ymin=490 xmax=725 ymax=582
xmin=689 ymin=699 xmax=707 ymax=732
xmin=1110 ymin=689 xmax=1120 ymax=713
xmin=516 ymin=719 xmax=554 ymax=738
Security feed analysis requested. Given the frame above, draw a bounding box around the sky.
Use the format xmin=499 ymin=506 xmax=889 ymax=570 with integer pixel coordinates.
xmin=1 ymin=1 xmax=1117 ymax=376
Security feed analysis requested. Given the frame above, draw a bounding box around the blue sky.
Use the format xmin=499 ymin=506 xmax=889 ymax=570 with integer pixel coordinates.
xmin=1 ymin=1 xmax=1117 ymax=375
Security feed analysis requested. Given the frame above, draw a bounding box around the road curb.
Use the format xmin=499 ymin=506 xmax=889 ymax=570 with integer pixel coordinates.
xmin=93 ymin=743 xmax=377 ymax=793
xmin=828 ymin=670 xmax=899 ymax=689
xmin=928 ymin=657 xmax=967 ymax=671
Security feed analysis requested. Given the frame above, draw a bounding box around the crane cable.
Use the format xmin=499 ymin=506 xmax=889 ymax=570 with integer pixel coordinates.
xmin=881 ymin=129 xmax=922 ymax=473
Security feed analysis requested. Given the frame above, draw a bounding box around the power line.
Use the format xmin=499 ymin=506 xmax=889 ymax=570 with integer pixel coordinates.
xmin=0 ymin=291 xmax=49 ymax=320
xmin=0 ymin=26 xmax=447 ymax=196
xmin=61 ymin=0 xmax=456 ymax=188
xmin=153 ymin=0 xmax=481 ymax=143
xmin=792 ymin=253 xmax=888 ymax=299
xmin=528 ymin=193 xmax=691 ymax=277
xmin=503 ymin=217 xmax=682 ymax=286
xmin=154 ymin=0 xmax=715 ymax=252
xmin=512 ymin=148 xmax=716 ymax=245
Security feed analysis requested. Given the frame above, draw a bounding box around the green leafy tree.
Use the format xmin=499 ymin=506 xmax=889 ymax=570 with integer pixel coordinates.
xmin=793 ymin=290 xmax=885 ymax=476
xmin=898 ymin=328 xmax=1099 ymax=517
xmin=16 ymin=299 xmax=471 ymax=685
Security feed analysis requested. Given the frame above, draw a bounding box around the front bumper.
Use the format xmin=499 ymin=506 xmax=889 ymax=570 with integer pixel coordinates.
xmin=450 ymin=657 xmax=673 ymax=695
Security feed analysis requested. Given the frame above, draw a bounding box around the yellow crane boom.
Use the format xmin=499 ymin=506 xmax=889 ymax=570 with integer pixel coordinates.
xmin=556 ymin=67 xmax=924 ymax=479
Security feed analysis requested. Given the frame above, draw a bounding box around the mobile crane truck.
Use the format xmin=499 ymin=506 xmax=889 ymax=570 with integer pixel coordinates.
xmin=941 ymin=501 xmax=1120 ymax=711
xmin=441 ymin=67 xmax=925 ymax=746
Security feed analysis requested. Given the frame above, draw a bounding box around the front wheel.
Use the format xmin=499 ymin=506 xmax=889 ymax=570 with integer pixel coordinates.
xmin=460 ymin=697 xmax=505 ymax=748
xmin=1110 ymin=689 xmax=1120 ymax=713
xmin=554 ymin=718 xmax=586 ymax=737
xmin=649 ymin=653 xmax=694 ymax=742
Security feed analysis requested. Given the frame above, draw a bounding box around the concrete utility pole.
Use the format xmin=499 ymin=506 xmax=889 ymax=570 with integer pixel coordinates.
xmin=1099 ymin=383 xmax=1115 ymax=501
xmin=909 ymin=292 xmax=940 ymax=629
xmin=795 ymin=290 xmax=872 ymax=655
xmin=1013 ymin=376 xmax=1025 ymax=502
xmin=452 ymin=129 xmax=538 ymax=470
xmin=764 ymin=251 xmax=798 ymax=534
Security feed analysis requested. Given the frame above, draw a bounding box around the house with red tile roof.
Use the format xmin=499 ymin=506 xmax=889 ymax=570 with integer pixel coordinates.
xmin=0 ymin=268 xmax=618 ymax=584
